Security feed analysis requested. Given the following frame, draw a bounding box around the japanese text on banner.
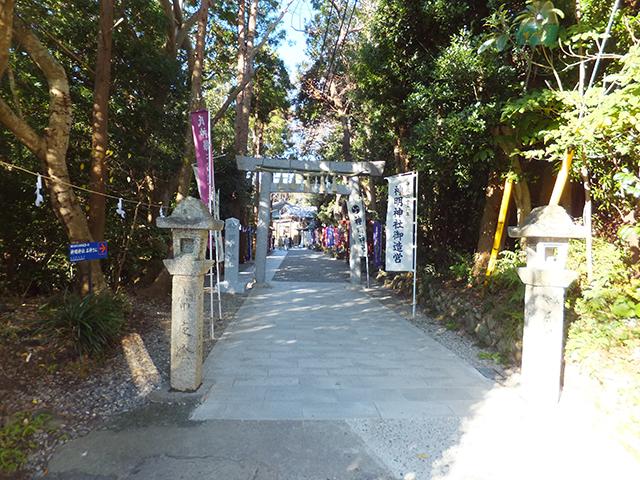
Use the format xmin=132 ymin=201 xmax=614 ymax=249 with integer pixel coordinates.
xmin=346 ymin=199 xmax=367 ymax=258
xmin=191 ymin=110 xmax=211 ymax=205
xmin=385 ymin=173 xmax=415 ymax=271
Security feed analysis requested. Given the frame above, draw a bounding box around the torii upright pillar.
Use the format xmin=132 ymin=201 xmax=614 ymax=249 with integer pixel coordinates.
xmin=254 ymin=170 xmax=272 ymax=286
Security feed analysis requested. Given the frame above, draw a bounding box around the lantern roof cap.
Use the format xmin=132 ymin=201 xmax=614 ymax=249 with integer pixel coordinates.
xmin=157 ymin=197 xmax=223 ymax=231
xmin=508 ymin=205 xmax=586 ymax=239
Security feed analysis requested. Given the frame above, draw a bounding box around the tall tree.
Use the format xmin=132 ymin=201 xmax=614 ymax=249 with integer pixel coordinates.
xmin=235 ymin=0 xmax=259 ymax=156
xmin=0 ymin=0 xmax=13 ymax=79
xmin=88 ymin=0 xmax=114 ymax=242
xmin=174 ymin=0 xmax=211 ymax=203
xmin=251 ymin=51 xmax=292 ymax=157
xmin=296 ymin=0 xmax=362 ymax=163
xmin=0 ymin=12 xmax=106 ymax=292
xmin=354 ymin=0 xmax=507 ymax=268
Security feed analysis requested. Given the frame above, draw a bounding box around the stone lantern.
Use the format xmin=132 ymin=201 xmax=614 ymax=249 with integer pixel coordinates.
xmin=508 ymin=205 xmax=586 ymax=405
xmin=157 ymin=197 xmax=224 ymax=392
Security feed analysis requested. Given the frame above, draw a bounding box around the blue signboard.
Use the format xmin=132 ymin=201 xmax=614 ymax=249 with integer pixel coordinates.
xmin=69 ymin=242 xmax=108 ymax=263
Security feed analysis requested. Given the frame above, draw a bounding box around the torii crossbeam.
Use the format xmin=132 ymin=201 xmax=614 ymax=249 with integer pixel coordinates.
xmin=236 ymin=155 xmax=386 ymax=286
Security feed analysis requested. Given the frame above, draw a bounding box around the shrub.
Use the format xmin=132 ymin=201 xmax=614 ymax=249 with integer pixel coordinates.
xmin=566 ymin=239 xmax=640 ymax=359
xmin=37 ymin=292 xmax=125 ymax=359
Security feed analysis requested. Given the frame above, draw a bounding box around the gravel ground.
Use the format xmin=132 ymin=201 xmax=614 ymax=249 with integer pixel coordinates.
xmin=2 ymin=250 xmax=513 ymax=479
xmin=1 ymin=288 xmax=248 ymax=480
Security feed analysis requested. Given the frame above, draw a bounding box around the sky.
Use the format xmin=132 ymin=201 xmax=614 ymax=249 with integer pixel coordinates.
xmin=278 ymin=0 xmax=315 ymax=81
xmin=276 ymin=1 xmax=316 ymax=159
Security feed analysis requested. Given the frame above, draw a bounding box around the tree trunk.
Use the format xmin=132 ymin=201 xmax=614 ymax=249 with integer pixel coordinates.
xmin=146 ymin=0 xmax=291 ymax=296
xmin=232 ymin=0 xmax=258 ymax=221
xmin=471 ymin=170 xmax=503 ymax=279
xmin=88 ymin=0 xmax=114 ymax=242
xmin=252 ymin=81 xmax=264 ymax=156
xmin=0 ymin=16 xmax=105 ymax=293
xmin=140 ymin=0 xmax=209 ymax=299
xmin=330 ymin=81 xmax=352 ymax=162
xmin=234 ymin=0 xmax=247 ymax=155
xmin=473 ymin=127 xmax=532 ymax=279
xmin=363 ymin=178 xmax=377 ymax=213
xmin=234 ymin=0 xmax=258 ymax=156
xmin=176 ymin=0 xmax=210 ymax=203
xmin=159 ymin=0 xmax=177 ymax=57
xmin=173 ymin=0 xmax=291 ymax=210
xmin=393 ymin=123 xmax=409 ymax=173
xmin=339 ymin=111 xmax=352 ymax=162
xmin=0 ymin=0 xmax=14 ymax=79
xmin=511 ymin=156 xmax=531 ymax=225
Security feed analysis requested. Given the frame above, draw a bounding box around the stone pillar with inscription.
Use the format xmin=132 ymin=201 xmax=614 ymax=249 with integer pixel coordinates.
xmin=157 ymin=197 xmax=224 ymax=392
xmin=220 ymin=217 xmax=248 ymax=293
xmin=348 ymin=176 xmax=362 ymax=286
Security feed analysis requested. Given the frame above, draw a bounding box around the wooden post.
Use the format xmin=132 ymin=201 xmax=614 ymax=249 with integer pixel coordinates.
xmin=486 ymin=178 xmax=513 ymax=277
xmin=549 ymin=149 xmax=574 ymax=205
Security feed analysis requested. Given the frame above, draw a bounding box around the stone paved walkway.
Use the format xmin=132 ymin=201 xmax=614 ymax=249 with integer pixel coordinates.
xmin=192 ymin=249 xmax=640 ymax=479
xmin=192 ymin=277 xmax=492 ymax=420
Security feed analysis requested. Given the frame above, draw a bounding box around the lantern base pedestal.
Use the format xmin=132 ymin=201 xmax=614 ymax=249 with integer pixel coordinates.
xmin=517 ymin=268 xmax=577 ymax=406
xmin=164 ymin=259 xmax=215 ymax=392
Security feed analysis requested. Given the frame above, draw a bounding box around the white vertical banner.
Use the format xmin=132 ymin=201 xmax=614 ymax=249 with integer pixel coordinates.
xmin=385 ymin=172 xmax=417 ymax=272
xmin=346 ymin=198 xmax=367 ymax=258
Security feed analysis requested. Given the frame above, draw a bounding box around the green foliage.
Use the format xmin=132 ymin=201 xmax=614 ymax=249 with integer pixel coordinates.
xmin=0 ymin=0 xmax=194 ymax=294
xmin=478 ymin=4 xmax=518 ymax=54
xmin=448 ymin=251 xmax=474 ymax=285
xmin=566 ymin=239 xmax=640 ymax=359
xmin=402 ymin=30 xmax=516 ymax=267
xmin=315 ymin=198 xmax=339 ymax=226
xmin=568 ymin=239 xmax=628 ymax=314
xmin=549 ymin=45 xmax=640 ymax=163
xmin=477 ymin=350 xmax=507 ymax=364
xmin=514 ymin=1 xmax=564 ymax=47
xmin=565 ymin=242 xmax=640 ymax=448
xmin=479 ymin=0 xmax=564 ymax=53
xmin=37 ymin=292 xmax=126 ymax=359
xmin=445 ymin=319 xmax=459 ymax=331
xmin=498 ymin=23 xmax=640 ymax=221
xmin=485 ymin=250 xmax=526 ymax=291
xmin=0 ymin=166 xmax=72 ymax=295
xmin=0 ymin=412 xmax=52 ymax=472
xmin=482 ymin=250 xmax=526 ymax=349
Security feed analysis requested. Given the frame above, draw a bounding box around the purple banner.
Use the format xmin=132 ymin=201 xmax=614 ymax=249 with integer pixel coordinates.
xmin=373 ymin=221 xmax=382 ymax=267
xmin=246 ymin=227 xmax=252 ymax=261
xmin=191 ymin=109 xmax=211 ymax=206
xmin=327 ymin=226 xmax=335 ymax=247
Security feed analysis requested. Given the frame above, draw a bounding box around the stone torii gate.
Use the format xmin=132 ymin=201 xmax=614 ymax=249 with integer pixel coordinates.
xmin=236 ymin=156 xmax=385 ymax=287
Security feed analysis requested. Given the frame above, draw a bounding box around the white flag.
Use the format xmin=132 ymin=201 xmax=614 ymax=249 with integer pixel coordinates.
xmin=385 ymin=173 xmax=416 ymax=271
xmin=346 ymin=198 xmax=367 ymax=258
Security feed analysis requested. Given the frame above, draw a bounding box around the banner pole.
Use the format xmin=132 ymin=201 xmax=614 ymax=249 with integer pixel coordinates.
xmin=206 ymin=111 xmax=216 ymax=338
xmin=365 ymin=222 xmax=370 ymax=290
xmin=208 ymin=230 xmax=215 ymax=337
xmin=214 ymin=192 xmax=223 ymax=321
xmin=412 ymin=172 xmax=418 ymax=319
